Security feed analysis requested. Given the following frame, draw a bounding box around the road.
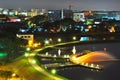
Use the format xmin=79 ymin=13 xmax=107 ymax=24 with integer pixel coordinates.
xmin=0 ymin=40 xmax=81 ymax=80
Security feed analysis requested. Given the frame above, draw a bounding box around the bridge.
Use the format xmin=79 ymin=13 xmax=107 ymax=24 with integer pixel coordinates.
xmin=42 ymin=62 xmax=102 ymax=70
xmin=37 ymin=54 xmax=102 ymax=70
xmin=37 ymin=54 xmax=70 ymax=59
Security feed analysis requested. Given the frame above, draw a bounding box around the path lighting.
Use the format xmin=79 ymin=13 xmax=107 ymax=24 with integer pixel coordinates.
xmin=96 ymin=65 xmax=100 ymax=69
xmin=34 ymin=43 xmax=38 ymax=47
xmin=46 ymin=52 xmax=49 ymax=56
xmin=90 ymin=64 xmax=94 ymax=67
xmin=109 ymin=26 xmax=115 ymax=32
xmin=31 ymin=60 xmax=36 ymax=64
xmin=51 ymin=69 xmax=56 ymax=74
xmin=64 ymin=55 xmax=67 ymax=58
xmin=25 ymin=53 xmax=29 ymax=57
xmin=44 ymin=40 xmax=50 ymax=45
xmin=12 ymin=73 xmax=16 ymax=77
xmin=49 ymin=38 xmax=53 ymax=41
xmin=66 ymin=55 xmax=69 ymax=58
xmin=88 ymin=25 xmax=92 ymax=29
xmin=53 ymin=54 xmax=57 ymax=57
xmin=26 ymin=47 xmax=31 ymax=51
xmin=28 ymin=40 xmax=33 ymax=46
xmin=72 ymin=36 xmax=77 ymax=40
xmin=57 ymin=38 xmax=62 ymax=42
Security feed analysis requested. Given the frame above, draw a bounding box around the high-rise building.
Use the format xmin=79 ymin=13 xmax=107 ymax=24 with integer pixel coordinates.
xmin=48 ymin=9 xmax=73 ymax=21
xmin=48 ymin=10 xmax=61 ymax=21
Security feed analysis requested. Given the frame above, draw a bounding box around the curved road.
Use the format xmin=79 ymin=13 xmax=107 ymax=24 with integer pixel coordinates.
xmin=0 ymin=41 xmax=81 ymax=80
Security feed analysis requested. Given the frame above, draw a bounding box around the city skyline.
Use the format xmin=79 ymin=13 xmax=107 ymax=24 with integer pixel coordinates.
xmin=0 ymin=0 xmax=120 ymax=11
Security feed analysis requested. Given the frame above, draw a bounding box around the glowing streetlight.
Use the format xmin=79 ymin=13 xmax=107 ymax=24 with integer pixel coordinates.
xmin=53 ymin=54 xmax=57 ymax=57
xmin=57 ymin=38 xmax=62 ymax=42
xmin=90 ymin=64 xmax=94 ymax=67
xmin=34 ymin=43 xmax=38 ymax=47
xmin=88 ymin=25 xmax=92 ymax=29
xmin=46 ymin=52 xmax=49 ymax=56
xmin=12 ymin=73 xmax=16 ymax=77
xmin=26 ymin=47 xmax=31 ymax=51
xmin=44 ymin=40 xmax=50 ymax=45
xmin=24 ymin=53 xmax=29 ymax=57
xmin=109 ymin=26 xmax=115 ymax=32
xmin=72 ymin=36 xmax=77 ymax=40
xmin=31 ymin=60 xmax=36 ymax=64
xmin=51 ymin=69 xmax=56 ymax=74
xmin=28 ymin=40 xmax=33 ymax=46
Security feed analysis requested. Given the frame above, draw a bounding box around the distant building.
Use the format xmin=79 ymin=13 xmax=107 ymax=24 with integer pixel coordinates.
xmin=93 ymin=11 xmax=120 ymax=20
xmin=62 ymin=9 xmax=73 ymax=19
xmin=9 ymin=16 xmax=21 ymax=22
xmin=16 ymin=34 xmax=34 ymax=41
xmin=93 ymin=11 xmax=109 ymax=19
xmin=48 ymin=10 xmax=61 ymax=21
xmin=0 ymin=14 xmax=9 ymax=22
xmin=47 ymin=9 xmax=73 ymax=21
xmin=16 ymin=34 xmax=34 ymax=46
xmin=73 ymin=12 xmax=85 ymax=22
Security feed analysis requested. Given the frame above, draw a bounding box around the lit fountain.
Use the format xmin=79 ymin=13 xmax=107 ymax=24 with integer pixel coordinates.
xmin=58 ymin=49 xmax=61 ymax=56
xmin=72 ymin=46 xmax=76 ymax=54
xmin=70 ymin=51 xmax=117 ymax=69
xmin=70 ymin=51 xmax=116 ymax=64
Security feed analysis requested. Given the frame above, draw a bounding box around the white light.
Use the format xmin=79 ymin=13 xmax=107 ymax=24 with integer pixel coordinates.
xmin=95 ymin=22 xmax=100 ymax=24
xmin=58 ymin=49 xmax=61 ymax=56
xmin=46 ymin=52 xmax=48 ymax=56
xmin=53 ymin=54 xmax=56 ymax=57
xmin=85 ymin=63 xmax=89 ymax=66
xmin=90 ymin=64 xmax=94 ymax=67
xmin=32 ymin=60 xmax=36 ymax=64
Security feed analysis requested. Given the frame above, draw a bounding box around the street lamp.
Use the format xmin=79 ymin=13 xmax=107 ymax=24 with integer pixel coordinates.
xmin=31 ymin=60 xmax=36 ymax=64
xmin=24 ymin=53 xmax=29 ymax=57
xmin=51 ymin=69 xmax=56 ymax=74
xmin=44 ymin=40 xmax=50 ymax=45
xmin=12 ymin=73 xmax=16 ymax=77
xmin=57 ymin=38 xmax=62 ymax=42
xmin=26 ymin=47 xmax=31 ymax=52
xmin=72 ymin=36 xmax=76 ymax=40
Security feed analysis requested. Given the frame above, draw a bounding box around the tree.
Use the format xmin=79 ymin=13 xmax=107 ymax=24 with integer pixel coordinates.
xmin=60 ymin=18 xmax=76 ymax=32
xmin=28 ymin=15 xmax=48 ymax=26
xmin=0 ymin=36 xmax=27 ymax=62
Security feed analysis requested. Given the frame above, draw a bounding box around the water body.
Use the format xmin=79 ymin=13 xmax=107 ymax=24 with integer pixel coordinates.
xmin=57 ymin=42 xmax=120 ymax=80
xmin=38 ymin=42 xmax=120 ymax=80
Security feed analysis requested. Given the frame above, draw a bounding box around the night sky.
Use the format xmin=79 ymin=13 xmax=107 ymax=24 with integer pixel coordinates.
xmin=0 ymin=0 xmax=120 ymax=11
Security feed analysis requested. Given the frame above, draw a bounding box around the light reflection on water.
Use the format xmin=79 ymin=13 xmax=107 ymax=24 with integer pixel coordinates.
xmin=57 ymin=61 xmax=120 ymax=80
xmin=57 ymin=42 xmax=120 ymax=80
xmin=38 ymin=42 xmax=120 ymax=80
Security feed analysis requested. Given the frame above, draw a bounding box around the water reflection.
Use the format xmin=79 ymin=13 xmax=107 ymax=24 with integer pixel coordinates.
xmin=37 ymin=42 xmax=120 ymax=80
xmin=70 ymin=51 xmax=116 ymax=64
